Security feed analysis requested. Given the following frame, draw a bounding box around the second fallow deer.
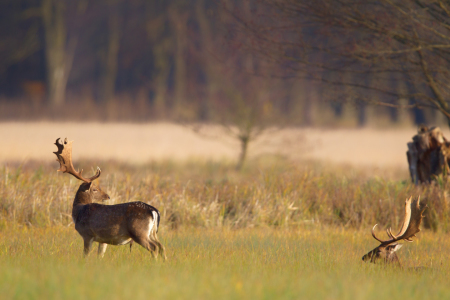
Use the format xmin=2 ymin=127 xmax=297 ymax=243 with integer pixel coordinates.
xmin=54 ymin=138 xmax=166 ymax=260
xmin=362 ymin=196 xmax=426 ymax=267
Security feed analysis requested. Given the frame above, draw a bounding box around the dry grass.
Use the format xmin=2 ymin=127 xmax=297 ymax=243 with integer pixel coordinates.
xmin=0 ymin=160 xmax=448 ymax=231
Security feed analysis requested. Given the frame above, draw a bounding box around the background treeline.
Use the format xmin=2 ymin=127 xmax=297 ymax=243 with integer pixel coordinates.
xmin=0 ymin=0 xmax=439 ymax=125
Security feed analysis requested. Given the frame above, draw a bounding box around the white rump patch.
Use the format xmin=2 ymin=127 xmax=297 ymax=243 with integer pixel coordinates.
xmin=147 ymin=211 xmax=158 ymax=237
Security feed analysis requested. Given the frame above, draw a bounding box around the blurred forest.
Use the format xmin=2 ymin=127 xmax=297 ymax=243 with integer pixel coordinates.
xmin=0 ymin=0 xmax=441 ymax=126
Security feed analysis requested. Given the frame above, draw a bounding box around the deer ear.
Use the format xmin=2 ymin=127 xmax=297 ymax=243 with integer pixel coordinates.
xmin=81 ymin=182 xmax=92 ymax=191
xmin=390 ymin=244 xmax=403 ymax=252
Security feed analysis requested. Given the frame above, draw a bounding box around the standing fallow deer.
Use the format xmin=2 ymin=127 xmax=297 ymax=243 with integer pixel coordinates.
xmin=53 ymin=138 xmax=166 ymax=260
xmin=362 ymin=197 xmax=427 ymax=267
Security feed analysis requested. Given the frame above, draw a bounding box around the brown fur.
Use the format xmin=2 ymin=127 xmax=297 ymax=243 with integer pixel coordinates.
xmin=72 ymin=181 xmax=166 ymax=260
xmin=362 ymin=244 xmax=402 ymax=266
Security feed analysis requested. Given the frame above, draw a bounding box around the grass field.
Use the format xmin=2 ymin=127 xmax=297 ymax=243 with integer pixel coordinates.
xmin=1 ymin=160 xmax=450 ymax=299
xmin=1 ymin=123 xmax=450 ymax=299
xmin=1 ymin=227 xmax=450 ymax=299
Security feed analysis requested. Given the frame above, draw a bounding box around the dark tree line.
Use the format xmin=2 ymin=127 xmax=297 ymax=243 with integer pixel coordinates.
xmin=234 ymin=0 xmax=450 ymax=127
xmin=0 ymin=0 xmax=439 ymax=127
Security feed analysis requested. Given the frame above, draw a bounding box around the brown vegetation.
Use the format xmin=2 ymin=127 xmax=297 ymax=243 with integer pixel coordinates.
xmin=0 ymin=159 xmax=448 ymax=233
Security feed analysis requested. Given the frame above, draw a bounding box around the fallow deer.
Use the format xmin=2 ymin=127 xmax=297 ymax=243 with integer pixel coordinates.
xmin=53 ymin=138 xmax=166 ymax=260
xmin=362 ymin=196 xmax=426 ymax=267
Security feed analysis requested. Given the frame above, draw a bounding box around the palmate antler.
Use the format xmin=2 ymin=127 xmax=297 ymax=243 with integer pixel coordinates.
xmin=371 ymin=197 xmax=427 ymax=246
xmin=53 ymin=138 xmax=101 ymax=183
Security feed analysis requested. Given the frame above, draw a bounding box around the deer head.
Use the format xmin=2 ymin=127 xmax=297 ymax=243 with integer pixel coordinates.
xmin=54 ymin=138 xmax=110 ymax=203
xmin=362 ymin=197 xmax=427 ymax=266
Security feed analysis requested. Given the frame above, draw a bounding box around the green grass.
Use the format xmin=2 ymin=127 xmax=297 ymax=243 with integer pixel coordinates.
xmin=0 ymin=227 xmax=449 ymax=299
xmin=1 ymin=160 xmax=450 ymax=299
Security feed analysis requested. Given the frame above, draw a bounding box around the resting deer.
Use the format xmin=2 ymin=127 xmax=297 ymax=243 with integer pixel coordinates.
xmin=53 ymin=138 xmax=166 ymax=260
xmin=362 ymin=196 xmax=426 ymax=267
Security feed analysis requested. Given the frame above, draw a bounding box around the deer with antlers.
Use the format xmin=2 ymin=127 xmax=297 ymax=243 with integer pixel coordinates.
xmin=53 ymin=138 xmax=166 ymax=260
xmin=362 ymin=197 xmax=426 ymax=266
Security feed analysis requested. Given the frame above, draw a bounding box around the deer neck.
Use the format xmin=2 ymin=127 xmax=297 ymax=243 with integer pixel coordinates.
xmin=73 ymin=183 xmax=93 ymax=205
xmin=72 ymin=183 xmax=92 ymax=223
xmin=72 ymin=183 xmax=92 ymax=221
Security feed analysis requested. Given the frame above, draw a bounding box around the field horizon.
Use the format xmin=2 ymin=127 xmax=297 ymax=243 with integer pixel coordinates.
xmin=0 ymin=121 xmax=441 ymax=171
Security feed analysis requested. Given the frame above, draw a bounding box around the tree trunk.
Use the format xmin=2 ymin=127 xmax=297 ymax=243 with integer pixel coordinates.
xmin=195 ymin=0 xmax=214 ymax=120
xmin=42 ymin=0 xmax=73 ymax=106
xmin=302 ymin=84 xmax=313 ymax=126
xmin=407 ymin=126 xmax=450 ymax=184
xmin=152 ymin=45 xmax=171 ymax=117
xmin=170 ymin=7 xmax=188 ymax=117
xmin=236 ymin=134 xmax=250 ymax=171
xmin=357 ymin=100 xmax=366 ymax=127
xmin=100 ymin=0 xmax=120 ymax=104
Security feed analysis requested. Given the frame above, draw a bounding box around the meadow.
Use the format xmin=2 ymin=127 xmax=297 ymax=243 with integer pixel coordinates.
xmin=1 ymin=159 xmax=450 ymax=299
xmin=1 ymin=123 xmax=450 ymax=299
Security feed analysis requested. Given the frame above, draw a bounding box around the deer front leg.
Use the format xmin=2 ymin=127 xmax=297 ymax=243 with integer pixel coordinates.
xmin=98 ymin=243 xmax=108 ymax=258
xmin=83 ymin=237 xmax=94 ymax=257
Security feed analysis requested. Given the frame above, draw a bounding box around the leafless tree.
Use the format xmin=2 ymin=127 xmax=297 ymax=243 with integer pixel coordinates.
xmin=233 ymin=0 xmax=450 ymax=126
xmin=41 ymin=0 xmax=79 ymax=106
xmin=192 ymin=0 xmax=283 ymax=170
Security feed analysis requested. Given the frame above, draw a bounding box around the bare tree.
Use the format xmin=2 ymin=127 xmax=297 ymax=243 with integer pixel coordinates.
xmin=41 ymin=0 xmax=77 ymax=106
xmin=0 ymin=1 xmax=40 ymax=75
xmin=99 ymin=0 xmax=121 ymax=104
xmin=234 ymin=0 xmax=450 ymax=126
xmin=194 ymin=0 xmax=282 ymax=170
xmin=169 ymin=3 xmax=190 ymax=117
xmin=132 ymin=1 xmax=174 ymax=117
xmin=219 ymin=84 xmax=276 ymax=170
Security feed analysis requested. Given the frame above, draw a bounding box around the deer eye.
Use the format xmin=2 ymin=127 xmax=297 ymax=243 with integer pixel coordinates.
xmin=93 ymin=189 xmax=98 ymax=192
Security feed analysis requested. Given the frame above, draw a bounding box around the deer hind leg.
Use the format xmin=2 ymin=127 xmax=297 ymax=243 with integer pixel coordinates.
xmin=129 ymin=218 xmax=159 ymax=259
xmin=83 ymin=237 xmax=94 ymax=257
xmin=150 ymin=229 xmax=166 ymax=261
xmin=98 ymin=243 xmax=108 ymax=258
xmin=130 ymin=235 xmax=158 ymax=259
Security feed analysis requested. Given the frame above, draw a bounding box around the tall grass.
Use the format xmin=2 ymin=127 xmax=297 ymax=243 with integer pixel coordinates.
xmin=0 ymin=160 xmax=448 ymax=231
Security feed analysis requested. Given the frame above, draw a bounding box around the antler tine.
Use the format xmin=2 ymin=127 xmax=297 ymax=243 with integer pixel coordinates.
xmin=371 ymin=224 xmax=386 ymax=243
xmin=86 ymin=166 xmax=101 ymax=182
xmin=391 ymin=197 xmax=426 ymax=241
xmin=386 ymin=228 xmax=395 ymax=239
xmin=53 ymin=138 xmax=101 ymax=183
xmin=371 ymin=197 xmax=427 ymax=247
